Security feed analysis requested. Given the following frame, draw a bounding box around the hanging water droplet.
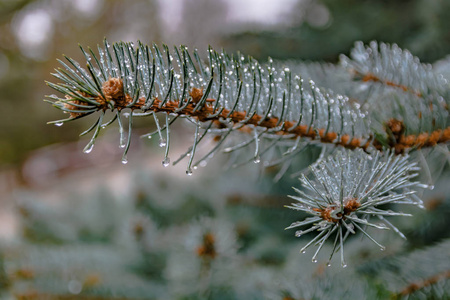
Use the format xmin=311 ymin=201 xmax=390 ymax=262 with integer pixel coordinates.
xmin=147 ymin=135 xmax=152 ymax=139
xmin=121 ymin=157 xmax=128 ymax=164
xmin=295 ymin=230 xmax=303 ymax=237
xmin=186 ymin=168 xmax=193 ymax=176
xmin=342 ymin=262 xmax=347 ymax=268
xmin=83 ymin=143 xmax=94 ymax=154
xmin=380 ymin=246 xmax=386 ymax=251
xmin=301 ymin=250 xmax=306 ymax=254
xmin=159 ymin=138 xmax=167 ymax=147
xmin=55 ymin=122 xmax=64 ymax=127
xmin=162 ymin=157 xmax=170 ymax=167
xmin=253 ymin=156 xmax=261 ymax=164
xmin=378 ymin=223 xmax=388 ymax=229
xmin=312 ymin=258 xmax=317 ymax=263
xmin=327 ymin=262 xmax=331 ymax=267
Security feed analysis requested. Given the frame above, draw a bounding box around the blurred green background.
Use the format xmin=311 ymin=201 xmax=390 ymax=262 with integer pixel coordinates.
xmin=0 ymin=0 xmax=449 ymax=299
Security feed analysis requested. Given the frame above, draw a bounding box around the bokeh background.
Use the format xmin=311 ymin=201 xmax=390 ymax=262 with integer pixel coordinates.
xmin=0 ymin=0 xmax=449 ymax=299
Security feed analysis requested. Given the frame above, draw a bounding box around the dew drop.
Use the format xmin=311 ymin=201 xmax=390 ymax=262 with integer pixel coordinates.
xmin=83 ymin=144 xmax=94 ymax=154
xmin=253 ymin=156 xmax=261 ymax=164
xmin=162 ymin=157 xmax=170 ymax=167
xmin=342 ymin=262 xmax=347 ymax=268
xmin=380 ymin=246 xmax=386 ymax=251
xmin=159 ymin=138 xmax=167 ymax=147
xmin=121 ymin=157 xmax=128 ymax=164
xmin=312 ymin=258 xmax=317 ymax=263
xmin=301 ymin=250 xmax=306 ymax=254
xmin=55 ymin=122 xmax=64 ymax=127
xmin=327 ymin=262 xmax=331 ymax=267
xmin=295 ymin=230 xmax=303 ymax=237
xmin=186 ymin=169 xmax=193 ymax=176
xmin=68 ymin=279 xmax=82 ymax=295
xmin=147 ymin=135 xmax=152 ymax=139
xmin=378 ymin=223 xmax=388 ymax=229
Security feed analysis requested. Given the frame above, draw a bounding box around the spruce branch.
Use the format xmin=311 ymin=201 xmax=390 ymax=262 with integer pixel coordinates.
xmin=46 ymin=40 xmax=372 ymax=172
xmin=340 ymin=41 xmax=450 ymax=103
xmin=286 ymin=149 xmax=429 ymax=267
xmin=339 ymin=41 xmax=450 ymax=154
xmin=395 ymin=270 xmax=450 ymax=299
xmin=362 ymin=238 xmax=450 ymax=299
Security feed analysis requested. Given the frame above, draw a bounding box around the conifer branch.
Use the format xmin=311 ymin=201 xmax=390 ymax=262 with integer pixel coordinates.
xmin=361 ymin=238 xmax=450 ymax=298
xmin=46 ymin=40 xmax=450 ymax=172
xmin=340 ymin=41 xmax=450 ymax=109
xmin=395 ymin=270 xmax=450 ymax=298
xmin=46 ymin=40 xmax=372 ymax=171
xmin=358 ymin=72 xmax=423 ymax=98
xmin=286 ymin=149 xmax=428 ymax=267
xmin=339 ymin=41 xmax=450 ymax=154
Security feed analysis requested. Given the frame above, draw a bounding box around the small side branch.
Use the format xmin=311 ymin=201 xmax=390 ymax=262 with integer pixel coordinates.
xmin=358 ymin=71 xmax=423 ymax=98
xmin=393 ymin=270 xmax=450 ymax=298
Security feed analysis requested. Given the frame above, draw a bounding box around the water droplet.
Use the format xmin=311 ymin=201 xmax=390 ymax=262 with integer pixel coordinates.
xmin=342 ymin=262 xmax=347 ymax=268
xmin=162 ymin=157 xmax=170 ymax=167
xmin=186 ymin=168 xmax=193 ymax=176
xmin=83 ymin=143 xmax=94 ymax=154
xmin=295 ymin=230 xmax=303 ymax=237
xmin=147 ymin=135 xmax=152 ymax=139
xmin=378 ymin=223 xmax=388 ymax=229
xmin=159 ymin=138 xmax=167 ymax=147
xmin=55 ymin=122 xmax=63 ymax=127
xmin=312 ymin=258 xmax=317 ymax=263
xmin=301 ymin=250 xmax=306 ymax=254
xmin=253 ymin=156 xmax=261 ymax=164
xmin=327 ymin=262 xmax=331 ymax=267
xmin=68 ymin=279 xmax=82 ymax=295
xmin=380 ymin=246 xmax=386 ymax=251
xmin=121 ymin=157 xmax=128 ymax=164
